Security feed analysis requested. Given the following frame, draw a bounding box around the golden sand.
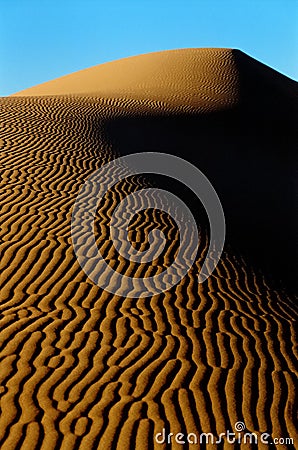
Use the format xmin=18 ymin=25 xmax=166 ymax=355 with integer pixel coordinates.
xmin=1 ymin=49 xmax=297 ymax=449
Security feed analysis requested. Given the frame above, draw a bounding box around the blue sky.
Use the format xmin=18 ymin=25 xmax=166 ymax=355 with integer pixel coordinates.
xmin=0 ymin=0 xmax=297 ymax=95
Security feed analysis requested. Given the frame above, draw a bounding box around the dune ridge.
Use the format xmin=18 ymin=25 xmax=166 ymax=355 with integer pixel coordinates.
xmin=0 ymin=49 xmax=297 ymax=449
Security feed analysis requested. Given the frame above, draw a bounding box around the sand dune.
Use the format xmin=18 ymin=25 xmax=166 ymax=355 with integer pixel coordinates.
xmin=1 ymin=49 xmax=297 ymax=449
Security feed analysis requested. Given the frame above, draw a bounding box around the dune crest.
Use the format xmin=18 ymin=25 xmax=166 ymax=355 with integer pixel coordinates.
xmin=12 ymin=48 xmax=297 ymax=111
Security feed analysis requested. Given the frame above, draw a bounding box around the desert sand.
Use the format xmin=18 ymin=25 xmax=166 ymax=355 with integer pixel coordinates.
xmin=0 ymin=48 xmax=297 ymax=449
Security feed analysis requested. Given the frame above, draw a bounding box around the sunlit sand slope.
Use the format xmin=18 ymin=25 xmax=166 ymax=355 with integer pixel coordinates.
xmin=1 ymin=49 xmax=297 ymax=449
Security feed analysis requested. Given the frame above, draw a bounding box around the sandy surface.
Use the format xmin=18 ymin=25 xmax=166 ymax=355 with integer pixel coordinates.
xmin=1 ymin=49 xmax=297 ymax=449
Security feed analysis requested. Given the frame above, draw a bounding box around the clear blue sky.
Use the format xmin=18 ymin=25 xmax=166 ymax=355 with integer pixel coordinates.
xmin=0 ymin=0 xmax=297 ymax=96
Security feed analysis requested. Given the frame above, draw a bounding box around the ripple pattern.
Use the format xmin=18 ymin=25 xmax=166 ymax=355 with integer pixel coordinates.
xmin=0 ymin=92 xmax=297 ymax=450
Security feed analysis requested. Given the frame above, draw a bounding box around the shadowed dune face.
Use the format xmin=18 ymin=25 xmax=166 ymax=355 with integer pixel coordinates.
xmin=1 ymin=49 xmax=298 ymax=448
xmin=103 ymin=106 xmax=297 ymax=290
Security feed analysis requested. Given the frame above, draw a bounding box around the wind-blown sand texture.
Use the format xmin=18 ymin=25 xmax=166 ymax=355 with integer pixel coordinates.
xmin=1 ymin=49 xmax=297 ymax=449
